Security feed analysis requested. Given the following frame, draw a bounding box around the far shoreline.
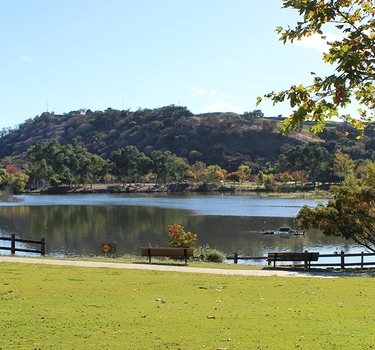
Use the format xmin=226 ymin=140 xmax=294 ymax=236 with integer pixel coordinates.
xmin=21 ymin=182 xmax=330 ymax=199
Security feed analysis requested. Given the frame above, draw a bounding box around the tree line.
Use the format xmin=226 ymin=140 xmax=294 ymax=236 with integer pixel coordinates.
xmin=0 ymin=135 xmax=369 ymax=195
xmin=22 ymin=139 xmax=250 ymax=191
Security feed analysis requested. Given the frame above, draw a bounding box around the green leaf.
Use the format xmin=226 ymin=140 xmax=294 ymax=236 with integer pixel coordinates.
xmin=260 ymin=0 xmax=374 ymax=132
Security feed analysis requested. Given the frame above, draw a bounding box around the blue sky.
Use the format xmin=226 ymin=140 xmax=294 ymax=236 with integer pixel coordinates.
xmin=1 ymin=0 xmax=338 ymax=130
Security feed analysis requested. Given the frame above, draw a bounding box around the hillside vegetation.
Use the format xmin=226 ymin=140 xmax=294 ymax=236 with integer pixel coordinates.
xmin=0 ymin=105 xmax=321 ymax=171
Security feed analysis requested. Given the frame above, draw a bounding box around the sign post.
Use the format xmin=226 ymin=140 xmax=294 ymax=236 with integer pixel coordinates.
xmin=102 ymin=242 xmax=117 ymax=258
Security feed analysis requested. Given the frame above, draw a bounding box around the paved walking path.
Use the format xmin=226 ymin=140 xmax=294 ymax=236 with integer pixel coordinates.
xmin=0 ymin=256 xmax=336 ymax=278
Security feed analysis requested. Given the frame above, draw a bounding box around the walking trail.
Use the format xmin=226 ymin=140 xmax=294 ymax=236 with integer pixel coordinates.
xmin=0 ymin=256 xmax=338 ymax=278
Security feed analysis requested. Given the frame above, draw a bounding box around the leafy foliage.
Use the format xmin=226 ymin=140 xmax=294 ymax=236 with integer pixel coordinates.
xmin=258 ymin=0 xmax=375 ymax=134
xmin=7 ymin=172 xmax=29 ymax=193
xmin=297 ymin=160 xmax=375 ymax=251
xmin=168 ymin=223 xmax=197 ymax=248
xmin=194 ymin=245 xmax=226 ymax=263
xmin=277 ymin=142 xmax=330 ymax=187
xmin=0 ymin=166 xmax=28 ymax=193
xmin=28 ymin=139 xmax=106 ymax=189
xmin=109 ymin=146 xmax=149 ymax=186
xmin=28 ymin=139 xmax=194 ymax=188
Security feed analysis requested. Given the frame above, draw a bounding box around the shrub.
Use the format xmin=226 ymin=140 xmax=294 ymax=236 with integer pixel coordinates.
xmin=168 ymin=224 xmax=197 ymax=248
xmin=194 ymin=245 xmax=226 ymax=263
xmin=205 ymin=249 xmax=226 ymax=263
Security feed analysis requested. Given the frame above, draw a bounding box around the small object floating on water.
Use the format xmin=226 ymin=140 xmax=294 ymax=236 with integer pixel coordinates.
xmin=262 ymin=227 xmax=305 ymax=236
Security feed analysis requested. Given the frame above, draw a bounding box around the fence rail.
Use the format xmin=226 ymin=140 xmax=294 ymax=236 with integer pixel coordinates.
xmin=227 ymin=251 xmax=375 ymax=269
xmin=0 ymin=234 xmax=45 ymax=256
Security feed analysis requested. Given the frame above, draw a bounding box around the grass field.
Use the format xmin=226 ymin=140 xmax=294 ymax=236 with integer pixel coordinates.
xmin=1 ymin=261 xmax=375 ymax=349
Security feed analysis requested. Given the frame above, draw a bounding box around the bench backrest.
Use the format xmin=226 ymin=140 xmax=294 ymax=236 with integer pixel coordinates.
xmin=268 ymin=252 xmax=319 ymax=261
xmin=141 ymin=247 xmax=195 ymax=257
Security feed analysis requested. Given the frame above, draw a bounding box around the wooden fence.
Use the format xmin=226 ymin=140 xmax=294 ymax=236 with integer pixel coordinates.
xmin=0 ymin=234 xmax=45 ymax=256
xmin=227 ymin=251 xmax=375 ymax=269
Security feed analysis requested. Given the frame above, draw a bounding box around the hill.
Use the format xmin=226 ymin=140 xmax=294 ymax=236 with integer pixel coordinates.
xmin=0 ymin=105 xmax=321 ymax=171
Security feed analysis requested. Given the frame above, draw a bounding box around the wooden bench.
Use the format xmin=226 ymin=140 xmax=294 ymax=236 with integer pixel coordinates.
xmin=267 ymin=252 xmax=319 ymax=268
xmin=141 ymin=247 xmax=195 ymax=263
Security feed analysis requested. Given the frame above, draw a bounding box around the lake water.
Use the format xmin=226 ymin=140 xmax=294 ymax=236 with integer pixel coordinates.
xmin=0 ymin=193 xmax=361 ymax=263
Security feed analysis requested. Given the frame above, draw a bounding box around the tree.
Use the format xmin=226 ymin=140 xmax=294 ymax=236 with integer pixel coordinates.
xmin=205 ymin=165 xmax=226 ymax=184
xmin=279 ymin=172 xmax=294 ymax=185
xmin=277 ymin=142 xmax=329 ymax=187
xmin=243 ymin=109 xmax=264 ymax=123
xmin=188 ymin=150 xmax=202 ymax=163
xmin=333 ymin=150 xmax=356 ymax=181
xmin=190 ymin=161 xmax=207 ymax=181
xmin=57 ymin=141 xmax=93 ymax=189
xmin=256 ymin=171 xmax=265 ymax=187
xmin=226 ymin=172 xmax=240 ymax=184
xmin=150 ymin=150 xmax=170 ymax=186
xmin=297 ymin=178 xmax=375 ymax=252
xmin=34 ymin=159 xmax=54 ymax=187
xmin=257 ymin=0 xmax=375 ymax=134
xmin=109 ymin=146 xmax=150 ymax=186
xmin=263 ymin=174 xmax=277 ymax=191
xmin=28 ymin=140 xmax=100 ymax=189
xmin=277 ymin=153 xmax=299 ymax=182
xmin=165 ymin=153 xmax=190 ymax=183
xmin=237 ymin=164 xmax=251 ymax=182
xmin=150 ymin=150 xmax=189 ymax=186
xmin=168 ymin=224 xmax=197 ymax=248
xmin=0 ymin=168 xmax=9 ymax=185
xmin=300 ymin=142 xmax=330 ymax=187
xmin=297 ymin=160 xmax=375 ymax=252
xmin=28 ymin=140 xmax=64 ymax=187
xmin=86 ymin=155 xmax=107 ymax=188
xmin=137 ymin=154 xmax=153 ymax=183
xmin=8 ymin=172 xmax=29 ymax=193
xmin=363 ymin=159 xmax=375 ymax=186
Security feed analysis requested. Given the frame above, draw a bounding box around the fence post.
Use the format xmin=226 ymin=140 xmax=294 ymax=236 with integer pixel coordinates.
xmin=361 ymin=251 xmax=364 ymax=269
xmin=234 ymin=252 xmax=238 ymax=264
xmin=340 ymin=250 xmax=345 ymax=269
xmin=11 ymin=234 xmax=16 ymax=255
xmin=41 ymin=238 xmax=45 ymax=256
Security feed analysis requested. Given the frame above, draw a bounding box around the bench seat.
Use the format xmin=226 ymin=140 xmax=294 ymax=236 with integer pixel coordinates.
xmin=141 ymin=247 xmax=195 ymax=263
xmin=267 ymin=252 xmax=319 ymax=268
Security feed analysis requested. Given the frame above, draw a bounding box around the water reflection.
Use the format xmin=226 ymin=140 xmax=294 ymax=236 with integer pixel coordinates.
xmin=8 ymin=193 xmax=323 ymax=217
xmin=0 ymin=194 xmax=359 ymax=258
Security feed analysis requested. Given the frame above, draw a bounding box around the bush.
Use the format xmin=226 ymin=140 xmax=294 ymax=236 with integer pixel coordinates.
xmin=168 ymin=223 xmax=197 ymax=248
xmin=194 ymin=245 xmax=226 ymax=263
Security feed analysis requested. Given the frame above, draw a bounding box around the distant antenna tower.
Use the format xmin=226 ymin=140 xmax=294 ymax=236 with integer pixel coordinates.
xmin=46 ymin=101 xmax=49 ymax=112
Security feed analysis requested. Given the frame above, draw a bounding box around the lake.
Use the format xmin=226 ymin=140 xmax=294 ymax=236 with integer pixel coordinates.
xmin=0 ymin=193 xmax=361 ymax=261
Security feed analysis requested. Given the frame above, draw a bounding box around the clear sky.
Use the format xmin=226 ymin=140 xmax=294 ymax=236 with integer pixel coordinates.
xmin=0 ymin=0 xmax=338 ymax=130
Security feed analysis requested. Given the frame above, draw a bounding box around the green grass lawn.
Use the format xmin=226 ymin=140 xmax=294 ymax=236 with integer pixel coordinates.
xmin=1 ymin=262 xmax=375 ymax=349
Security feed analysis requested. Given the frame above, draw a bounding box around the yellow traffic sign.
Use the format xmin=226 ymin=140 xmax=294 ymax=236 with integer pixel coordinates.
xmin=102 ymin=244 xmax=111 ymax=253
xmin=102 ymin=243 xmax=116 ymax=255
